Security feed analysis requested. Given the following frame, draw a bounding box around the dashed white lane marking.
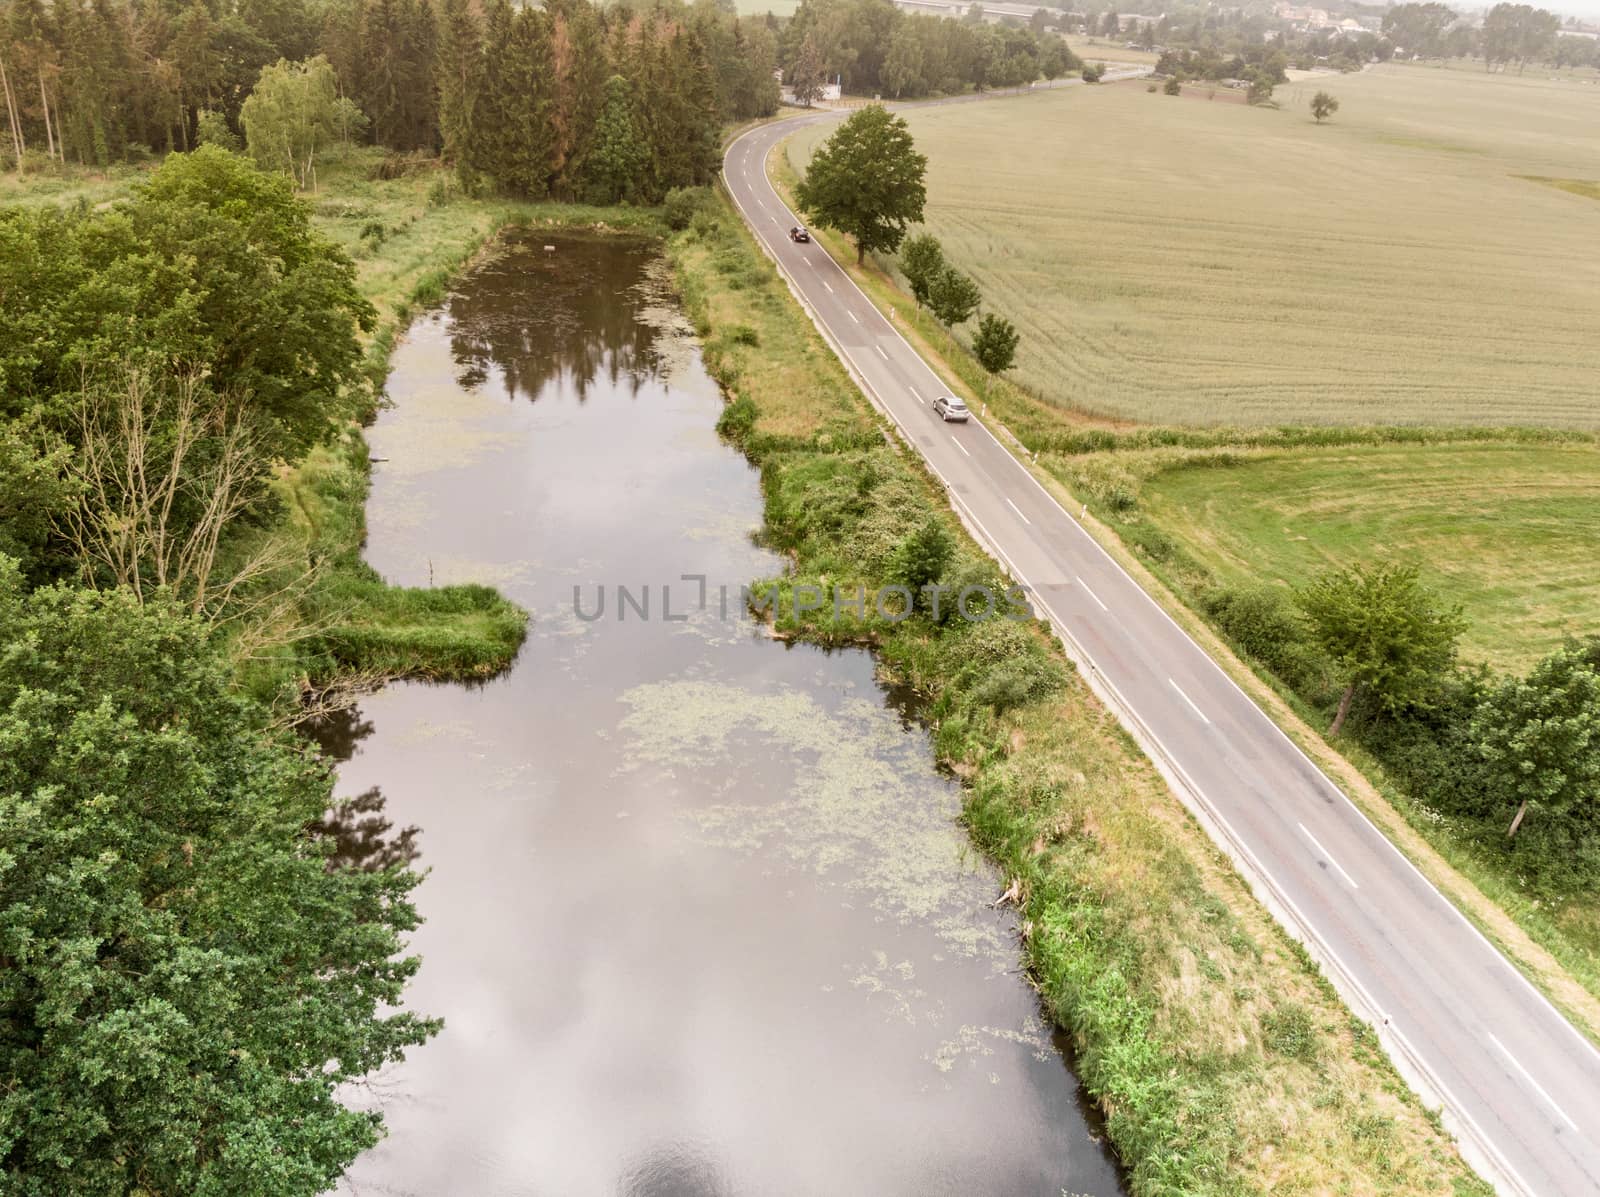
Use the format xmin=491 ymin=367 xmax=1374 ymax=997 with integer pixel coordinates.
xmin=908 ymin=384 xmax=922 ymax=402
xmin=1487 ymin=1033 xmax=1578 ymax=1131
xmin=951 ymin=436 xmax=971 ymax=457
xmin=874 ymin=344 xmax=889 ymax=360
xmin=1004 ymin=496 xmax=1030 ymax=524
xmin=1076 ymin=575 xmax=1108 ymax=611
xmin=1298 ymin=822 xmax=1360 ymax=890
xmin=823 ymin=280 xmax=834 ymax=293
xmin=847 ymin=310 xmax=859 ymax=323
xmin=1169 ymin=677 xmax=1211 ymax=725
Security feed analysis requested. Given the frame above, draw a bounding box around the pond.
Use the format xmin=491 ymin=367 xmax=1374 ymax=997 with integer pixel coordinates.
xmin=325 ymin=230 xmax=1124 ymax=1197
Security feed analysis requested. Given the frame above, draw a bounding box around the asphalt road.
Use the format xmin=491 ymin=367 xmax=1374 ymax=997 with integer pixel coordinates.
xmin=724 ymin=99 xmax=1600 ymax=1197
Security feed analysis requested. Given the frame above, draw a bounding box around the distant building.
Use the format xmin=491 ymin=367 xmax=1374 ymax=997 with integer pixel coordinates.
xmin=1275 ymin=4 xmax=1329 ymax=23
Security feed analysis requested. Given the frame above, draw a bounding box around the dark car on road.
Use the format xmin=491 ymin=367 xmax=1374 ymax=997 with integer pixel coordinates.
xmin=789 ymin=226 xmax=811 ymax=243
xmin=932 ymin=395 xmax=970 ymax=423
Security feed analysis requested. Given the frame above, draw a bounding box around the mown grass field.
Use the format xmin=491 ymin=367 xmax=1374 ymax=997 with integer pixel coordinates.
xmin=789 ymin=62 xmax=1600 ymax=427
xmin=1095 ymin=442 xmax=1600 ymax=672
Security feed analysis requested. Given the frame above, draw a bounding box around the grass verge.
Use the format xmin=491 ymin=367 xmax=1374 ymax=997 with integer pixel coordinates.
xmin=671 ymin=185 xmax=1491 ymax=1196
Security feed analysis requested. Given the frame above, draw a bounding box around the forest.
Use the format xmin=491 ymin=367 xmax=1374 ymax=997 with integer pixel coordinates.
xmin=1 ymin=0 xmax=1079 ymax=200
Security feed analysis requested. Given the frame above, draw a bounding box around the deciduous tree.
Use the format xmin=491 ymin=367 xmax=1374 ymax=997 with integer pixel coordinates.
xmin=928 ymin=264 xmax=981 ymax=325
xmin=972 ymin=312 xmax=1019 ymax=385
xmin=240 ymin=55 xmax=347 ymax=189
xmin=796 ymin=103 xmax=925 ymax=264
xmin=1296 ymin=562 xmax=1465 ymax=735
xmin=789 ymin=31 xmax=826 ymax=106
xmin=0 ymin=559 xmax=437 ymax=1195
xmin=899 ymin=231 xmax=944 ymax=306
xmin=1471 ymin=644 xmax=1600 ymax=843
xmin=1310 ymin=90 xmax=1339 ymax=121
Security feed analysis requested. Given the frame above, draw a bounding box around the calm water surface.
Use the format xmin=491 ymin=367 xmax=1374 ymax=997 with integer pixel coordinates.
xmin=327 ymin=232 xmax=1124 ymax=1197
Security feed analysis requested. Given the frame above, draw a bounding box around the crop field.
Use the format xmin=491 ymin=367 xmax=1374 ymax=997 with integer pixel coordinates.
xmin=1066 ymin=35 xmax=1160 ymax=66
xmin=1119 ymin=442 xmax=1600 ymax=672
xmin=788 ymin=63 xmax=1600 ymax=427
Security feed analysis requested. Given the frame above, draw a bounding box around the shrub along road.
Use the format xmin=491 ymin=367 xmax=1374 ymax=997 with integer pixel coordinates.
xmin=724 ymin=106 xmax=1600 ymax=1196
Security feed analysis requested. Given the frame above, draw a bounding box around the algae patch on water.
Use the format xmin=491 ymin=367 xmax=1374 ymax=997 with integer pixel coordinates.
xmin=617 ymin=679 xmax=1011 ymax=966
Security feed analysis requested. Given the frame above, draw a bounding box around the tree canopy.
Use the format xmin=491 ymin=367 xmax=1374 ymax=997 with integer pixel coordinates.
xmin=241 ymin=56 xmax=358 ymax=190
xmin=0 ymin=146 xmax=374 ymax=462
xmin=1471 ymin=644 xmax=1600 ymax=849
xmin=1295 ymin=562 xmax=1465 ymax=735
xmin=795 ymin=103 xmax=927 ymax=264
xmin=928 ymin=264 xmax=981 ymax=326
xmin=1481 ymin=2 xmax=1560 ymax=71
xmin=973 ymin=313 xmax=1020 ymax=380
xmin=0 ymin=560 xmax=436 ymax=1195
xmin=1381 ymin=2 xmax=1457 ymax=57
xmin=899 ymin=232 xmax=945 ymax=307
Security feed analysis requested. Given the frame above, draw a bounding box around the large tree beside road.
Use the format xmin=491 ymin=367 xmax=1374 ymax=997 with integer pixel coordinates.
xmin=1296 ymin=562 xmax=1465 ymax=735
xmin=796 ymin=103 xmax=926 ymax=265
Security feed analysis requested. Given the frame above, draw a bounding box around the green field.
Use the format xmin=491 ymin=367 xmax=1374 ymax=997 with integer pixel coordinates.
xmin=1116 ymin=442 xmax=1600 ymax=671
xmin=789 ymin=63 xmax=1600 ymax=427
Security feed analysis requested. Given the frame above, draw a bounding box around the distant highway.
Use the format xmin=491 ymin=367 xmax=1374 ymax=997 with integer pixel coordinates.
xmin=723 ymin=91 xmax=1600 ymax=1197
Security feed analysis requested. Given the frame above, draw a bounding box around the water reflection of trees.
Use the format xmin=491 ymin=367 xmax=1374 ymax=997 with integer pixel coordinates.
xmin=302 ymin=706 xmax=421 ymax=873
xmin=312 ymin=786 xmax=421 ymax=873
xmin=447 ymin=233 xmax=666 ymax=403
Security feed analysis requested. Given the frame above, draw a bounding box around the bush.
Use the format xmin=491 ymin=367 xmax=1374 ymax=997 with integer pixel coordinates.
xmin=663 ymin=186 xmax=711 ymax=231
xmin=195 ymin=109 xmax=241 ymax=152
xmin=888 ymin=518 xmax=956 ymax=611
xmin=426 ymin=176 xmax=460 ymax=207
xmin=965 ymin=653 xmax=1070 ymax=714
xmin=1164 ymin=76 xmax=1183 ymax=96
xmin=1202 ymin=584 xmax=1331 ymax=694
xmin=1262 ymin=1004 xmax=1319 ymax=1062
xmin=689 ymin=207 xmax=722 ymax=240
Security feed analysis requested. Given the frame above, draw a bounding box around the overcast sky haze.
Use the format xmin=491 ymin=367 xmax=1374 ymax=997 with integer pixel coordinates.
xmin=1480 ymin=0 xmax=1600 ymax=19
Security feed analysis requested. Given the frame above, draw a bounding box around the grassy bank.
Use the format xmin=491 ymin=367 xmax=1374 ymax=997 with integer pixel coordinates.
xmin=670 ymin=188 xmax=1490 ymax=1195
